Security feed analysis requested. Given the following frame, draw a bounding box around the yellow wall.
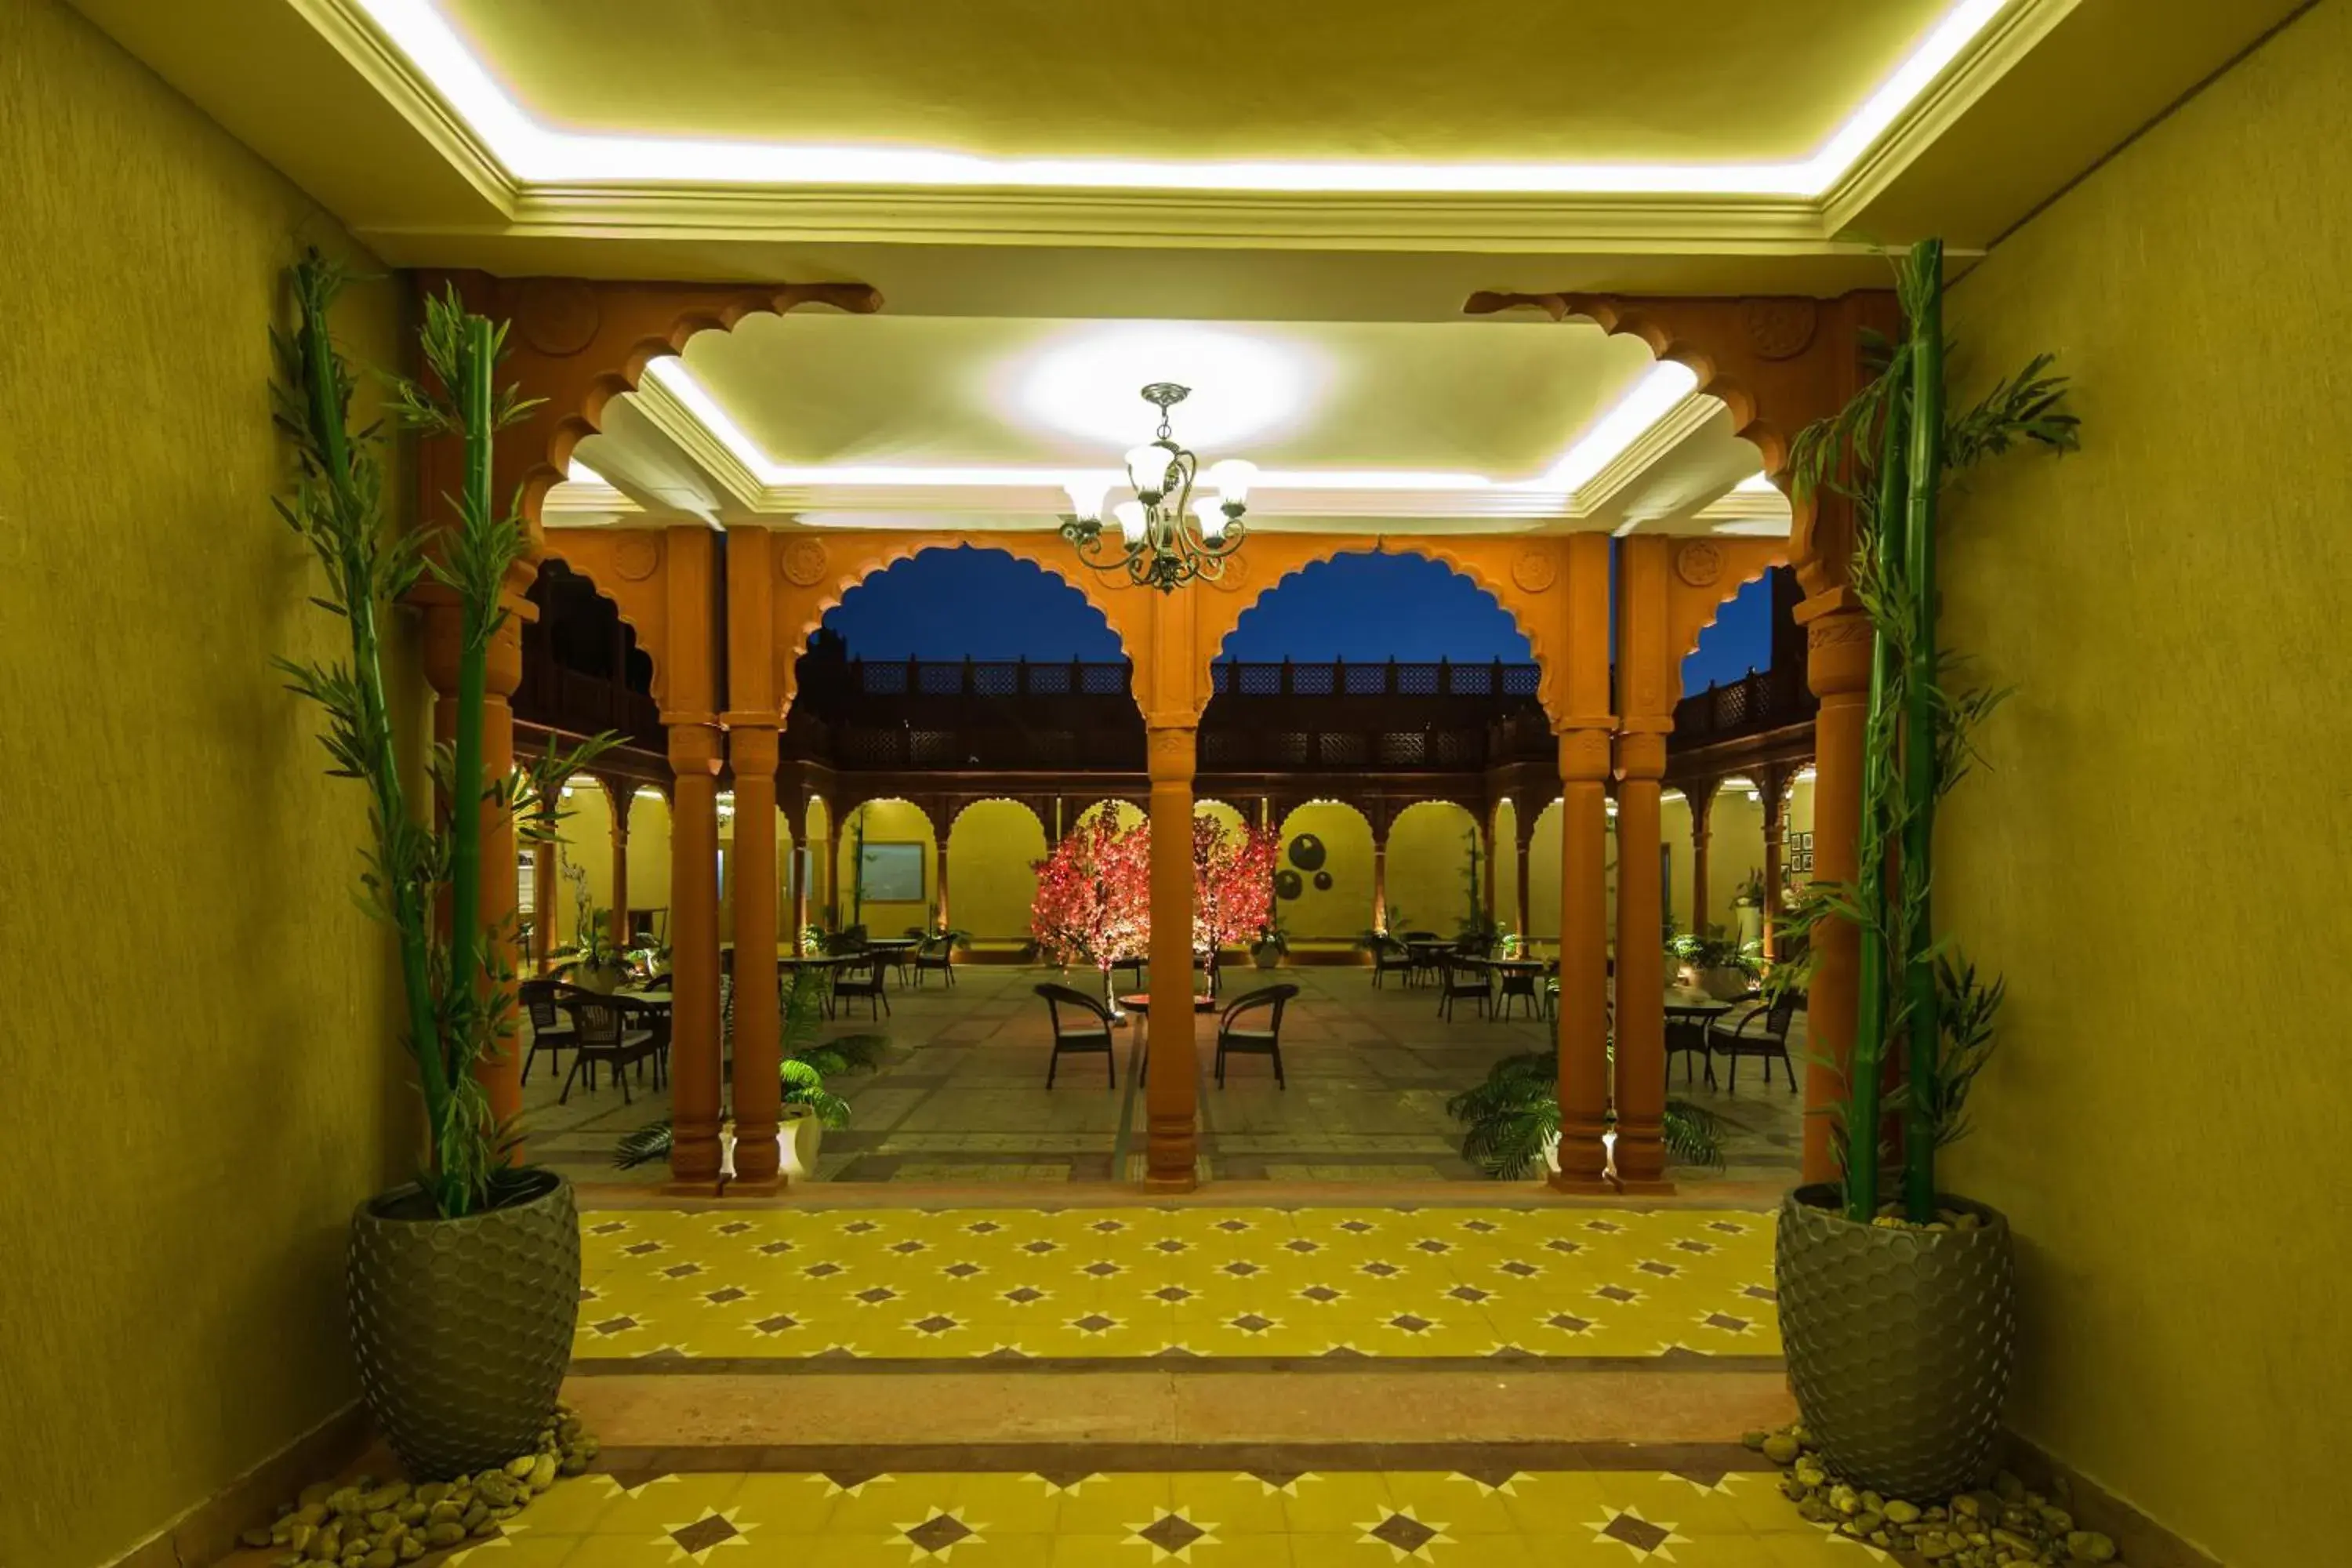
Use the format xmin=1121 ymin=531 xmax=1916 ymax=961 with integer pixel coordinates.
xmin=627 ymin=787 xmax=673 ymax=943
xmin=715 ymin=805 xmax=793 ymax=946
xmin=836 ymin=799 xmax=938 ymax=935
xmin=1492 ymin=799 xmax=1522 ymax=935
xmin=1936 ymin=9 xmax=2351 ymax=1563
xmin=0 ymin=5 xmax=415 ymax=1562
xmin=1705 ymin=782 xmax=1766 ymax=941
xmin=804 ymin=795 xmax=833 ymax=926
xmin=1526 ymin=800 xmax=1563 ymax=938
xmin=552 ymin=777 xmax=613 ymax=945
xmin=947 ymin=799 xmax=1048 ymax=940
xmin=1385 ymin=800 xmax=1479 ymax=939
xmin=1273 ymin=802 xmax=1374 ymax=938
xmin=1661 ymin=793 xmax=1693 ymax=932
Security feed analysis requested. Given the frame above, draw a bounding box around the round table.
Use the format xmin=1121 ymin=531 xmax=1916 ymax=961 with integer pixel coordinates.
xmin=1663 ymin=992 xmax=1737 ymax=1088
xmin=1482 ymin=957 xmax=1551 ymax=1021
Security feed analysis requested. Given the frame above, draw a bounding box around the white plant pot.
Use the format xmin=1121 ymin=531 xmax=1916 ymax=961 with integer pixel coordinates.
xmin=718 ymin=1109 xmax=825 ymax=1181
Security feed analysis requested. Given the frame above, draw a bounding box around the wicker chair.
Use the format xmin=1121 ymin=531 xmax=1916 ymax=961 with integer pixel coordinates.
xmin=914 ymin=934 xmax=957 ymax=988
xmin=1214 ymin=984 xmax=1298 ymax=1088
xmin=1437 ymin=957 xmax=1492 ymax=1022
xmin=1708 ymin=992 xmax=1802 ymax=1092
xmin=1035 ymin=982 xmax=1118 ymax=1088
xmin=556 ymin=994 xmax=656 ymax=1105
xmin=1368 ymin=935 xmax=1414 ymax=989
xmin=517 ymin=979 xmax=581 ymax=1086
xmin=833 ymin=953 xmax=891 ymax=1022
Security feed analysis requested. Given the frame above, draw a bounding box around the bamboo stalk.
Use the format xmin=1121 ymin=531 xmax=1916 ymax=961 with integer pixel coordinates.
xmin=1845 ymin=356 xmax=1912 ymax=1225
xmin=292 ymin=261 xmax=446 ymax=1120
xmin=1900 ymin=241 xmax=1948 ymax=1223
xmin=444 ymin=314 xmax=496 ymax=1148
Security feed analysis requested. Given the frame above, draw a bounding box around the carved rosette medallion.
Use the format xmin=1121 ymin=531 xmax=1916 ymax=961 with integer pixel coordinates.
xmin=1740 ymin=297 xmax=1819 ymax=361
xmin=779 ymin=537 xmax=829 ymax=587
xmin=1674 ymin=540 xmax=1723 ymax=589
xmin=1510 ymin=549 xmax=1558 ymax=593
xmin=512 ymin=278 xmax=601 ymax=358
xmin=1208 ymin=551 xmax=1251 ymax=593
xmin=612 ymin=534 xmax=660 ymax=583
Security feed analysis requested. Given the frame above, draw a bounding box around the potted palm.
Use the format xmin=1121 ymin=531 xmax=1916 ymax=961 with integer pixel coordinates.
xmin=276 ymin=253 xmax=613 ymax=1478
xmin=614 ymin=967 xmax=884 ymax=1178
xmin=1773 ymin=238 xmax=2076 ymax=1499
xmin=1667 ymin=930 xmax=1759 ymax=1000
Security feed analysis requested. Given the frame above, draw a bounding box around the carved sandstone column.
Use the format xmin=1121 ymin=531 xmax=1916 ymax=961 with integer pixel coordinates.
xmin=1553 ymin=725 xmax=1614 ymax=1190
xmin=1799 ymin=602 xmax=1874 ymax=1183
xmin=532 ymin=805 xmax=555 ymax=974
xmin=1761 ymin=764 xmax=1788 ymax=964
xmin=1144 ymin=723 xmax=1200 ymax=1191
xmin=1690 ymin=783 xmax=1713 ymax=938
xmin=662 ymin=526 xmax=725 ymax=1192
xmin=1371 ymin=831 xmax=1389 ymax=933
xmin=724 ymin=529 xmax=784 ymax=1189
xmin=1611 ymin=535 xmax=1673 ymax=1191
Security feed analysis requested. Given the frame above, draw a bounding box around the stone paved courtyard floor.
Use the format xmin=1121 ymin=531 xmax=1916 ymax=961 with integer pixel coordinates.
xmin=521 ymin=963 xmax=1805 ymax=1191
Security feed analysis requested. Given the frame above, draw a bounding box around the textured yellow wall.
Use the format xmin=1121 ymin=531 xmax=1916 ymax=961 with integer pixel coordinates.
xmin=1526 ymin=800 xmax=1563 ymax=938
xmin=552 ymin=778 xmax=613 ymax=945
xmin=630 ymin=788 xmax=673 ymax=939
xmin=1385 ymin=800 xmax=1480 ymax=940
xmin=1274 ymin=802 xmax=1374 ymax=938
xmin=1938 ymin=7 xmax=2352 ymax=1563
xmin=1706 ymin=785 xmax=1766 ymax=939
xmin=803 ymin=795 xmax=833 ymax=924
xmin=1493 ymin=799 xmax=1522 ymax=935
xmin=0 ymin=5 xmax=415 ymax=1562
xmin=946 ymin=799 xmax=1048 ymax=939
xmin=836 ymin=798 xmax=938 ymax=933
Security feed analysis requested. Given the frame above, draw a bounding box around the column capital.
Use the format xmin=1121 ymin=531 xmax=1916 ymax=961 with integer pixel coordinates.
xmin=1556 ymin=725 xmax=1612 ymax=784
xmin=1613 ymin=731 xmax=1668 ymax=782
xmin=1145 ymin=724 xmax=1197 ymax=785
xmin=1802 ymin=601 xmax=1875 ymax=702
xmin=666 ymin=718 xmax=724 ymax=775
xmin=727 ymin=722 xmax=781 ymax=775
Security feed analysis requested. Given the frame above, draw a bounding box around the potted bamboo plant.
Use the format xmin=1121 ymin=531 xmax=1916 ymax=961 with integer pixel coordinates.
xmin=1773 ymin=238 xmax=2076 ymax=1499
xmin=275 ymin=253 xmax=612 ymax=1479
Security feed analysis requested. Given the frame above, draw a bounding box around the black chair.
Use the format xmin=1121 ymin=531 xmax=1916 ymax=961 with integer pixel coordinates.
xmin=1666 ymin=1013 xmax=1717 ymax=1088
xmin=915 ymin=934 xmax=957 ymax=988
xmin=1368 ymin=936 xmax=1413 ymax=989
xmin=833 ymin=953 xmax=891 ymax=1022
xmin=1036 ymin=983 xmax=1117 ymax=1088
xmin=517 ymin=979 xmax=581 ymax=1086
xmin=1494 ymin=962 xmax=1542 ymax=1022
xmin=1109 ymin=954 xmax=1147 ymax=995
xmin=1215 ymin=984 xmax=1298 ymax=1088
xmin=1402 ymin=931 xmax=1446 ymax=989
xmin=1708 ymin=993 xmax=1803 ymax=1092
xmin=1437 ymin=958 xmax=1492 ymax=1022
xmin=557 ymin=995 xmax=656 ymax=1105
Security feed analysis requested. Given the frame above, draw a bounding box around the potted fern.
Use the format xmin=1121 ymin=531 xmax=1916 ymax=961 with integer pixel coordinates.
xmin=276 ymin=253 xmax=612 ymax=1479
xmin=1773 ymin=238 xmax=2076 ymax=1498
xmin=614 ymin=967 xmax=884 ymax=1178
xmin=1449 ymin=1052 xmax=1724 ymax=1178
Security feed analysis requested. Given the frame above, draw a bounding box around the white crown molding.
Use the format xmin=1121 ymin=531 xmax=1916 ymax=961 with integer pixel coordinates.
xmin=302 ymin=0 xmax=2055 ymax=253
xmin=1570 ymin=394 xmax=1723 ymax=514
xmin=1822 ymin=0 xmax=2082 ymax=233
xmin=288 ymin=0 xmax=515 ymax=213
xmin=626 ymin=372 xmax=764 ymax=511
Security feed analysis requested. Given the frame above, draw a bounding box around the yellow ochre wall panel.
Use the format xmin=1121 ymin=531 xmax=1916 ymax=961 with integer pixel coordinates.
xmin=552 ymin=778 xmax=613 ymax=946
xmin=947 ymin=799 xmax=1049 ymax=940
xmin=1385 ymin=800 xmax=1480 ymax=940
xmin=0 ymin=4 xmax=416 ymax=1562
xmin=835 ymin=799 xmax=938 ymax=934
xmin=1938 ymin=8 xmax=2351 ymax=1564
xmin=1273 ymin=803 xmax=1374 ymax=938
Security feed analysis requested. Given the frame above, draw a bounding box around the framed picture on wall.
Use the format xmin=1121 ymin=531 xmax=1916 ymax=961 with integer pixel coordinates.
xmin=858 ymin=841 xmax=926 ymax=903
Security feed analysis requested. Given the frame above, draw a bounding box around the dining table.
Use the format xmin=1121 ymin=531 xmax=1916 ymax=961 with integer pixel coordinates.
xmin=1479 ymin=956 xmax=1551 ymax=1021
xmin=1661 ymin=989 xmax=1740 ymax=1086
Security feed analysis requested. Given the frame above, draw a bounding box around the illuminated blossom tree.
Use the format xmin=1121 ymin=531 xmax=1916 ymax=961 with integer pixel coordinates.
xmin=1192 ymin=818 xmax=1280 ymax=965
xmin=1029 ymin=813 xmax=1151 ymax=1008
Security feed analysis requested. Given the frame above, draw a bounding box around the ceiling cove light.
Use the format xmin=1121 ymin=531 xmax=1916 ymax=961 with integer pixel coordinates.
xmin=641 ymin=354 xmax=1705 ymax=506
xmin=350 ymin=0 xmax=2013 ymax=198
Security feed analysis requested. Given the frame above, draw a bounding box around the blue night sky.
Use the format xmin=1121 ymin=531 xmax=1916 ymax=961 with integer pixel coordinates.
xmin=819 ymin=543 xmax=1771 ymax=688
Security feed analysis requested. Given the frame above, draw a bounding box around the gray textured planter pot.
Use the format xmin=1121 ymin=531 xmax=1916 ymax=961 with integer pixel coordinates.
xmin=348 ymin=1169 xmax=580 ymax=1479
xmin=1776 ymin=1182 xmax=2016 ymax=1499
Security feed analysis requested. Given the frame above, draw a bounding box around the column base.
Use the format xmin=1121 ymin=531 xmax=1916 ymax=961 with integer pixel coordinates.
xmin=1142 ymin=1171 xmax=1200 ymax=1195
xmin=661 ymin=1178 xmax=727 ymax=1199
xmin=724 ymin=1174 xmax=789 ymax=1198
xmin=1546 ymin=1173 xmax=1619 ymax=1196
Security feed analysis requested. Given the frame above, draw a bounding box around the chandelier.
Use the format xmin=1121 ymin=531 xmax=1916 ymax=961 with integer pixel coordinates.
xmin=1058 ymin=383 xmax=1255 ymax=593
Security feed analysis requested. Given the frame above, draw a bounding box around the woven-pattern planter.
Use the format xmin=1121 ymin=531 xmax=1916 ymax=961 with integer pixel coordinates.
xmin=348 ymin=1169 xmax=580 ymax=1479
xmin=1776 ymin=1183 xmax=2016 ymax=1499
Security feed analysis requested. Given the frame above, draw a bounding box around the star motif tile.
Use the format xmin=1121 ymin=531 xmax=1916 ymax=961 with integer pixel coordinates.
xmin=1544 ymin=1238 xmax=1584 ymax=1254
xmin=1446 ymin=1285 xmax=1493 ymax=1304
xmin=1089 ymin=1218 xmax=1128 ymax=1233
xmin=1226 ymin=1312 xmax=1278 ymax=1334
xmin=1029 ymin=1470 xmax=1099 ymax=1494
xmin=894 ymin=1508 xmax=983 ymax=1560
xmin=964 ymin=1220 xmax=1004 ymax=1236
xmin=713 ymin=1220 xmax=753 ymax=1236
xmin=1241 ymin=1468 xmax=1312 ymax=1494
xmin=1497 ymin=1260 xmax=1542 ymax=1277
xmin=589 ymin=1314 xmax=641 ymax=1337
xmin=1460 ymin=1218 xmax=1500 ymax=1234
xmin=1337 ymin=1219 xmax=1376 ymax=1234
xmin=1127 ymin=1507 xmax=1218 ymax=1562
xmin=1152 ymin=1285 xmax=1194 ymax=1303
xmin=909 ymin=1313 xmax=961 ymax=1335
xmin=1069 ymin=1312 xmax=1119 ymax=1334
xmin=656 ymin=1507 xmax=752 ymax=1563
xmin=840 ymin=1220 xmax=881 ymax=1236
xmin=889 ymin=1239 xmax=929 ymax=1255
xmin=1081 ymin=1260 xmax=1124 ymax=1278
xmin=1708 ymin=1220 xmax=1748 ymax=1234
xmin=701 ymin=1287 xmax=749 ymax=1306
xmin=749 ymin=1312 xmax=800 ymax=1335
xmin=622 ymin=1240 xmax=665 ymax=1257
xmin=1359 ymin=1261 xmax=1403 ymax=1279
xmin=1545 ymin=1312 xmax=1595 ymax=1334
xmin=1412 ymin=1239 xmax=1451 ymax=1254
xmin=1297 ymin=1283 xmax=1344 ymax=1303
xmin=1221 ymin=1260 xmax=1261 ymax=1277
xmin=1359 ymin=1506 xmax=1453 ymax=1562
xmin=1587 ymin=1505 xmax=1690 ymax=1561
xmin=1387 ymin=1313 xmax=1435 ymax=1334
xmin=757 ymin=1240 xmax=794 ymax=1256
xmin=854 ymin=1287 xmax=900 ymax=1306
xmin=1450 ymin=1467 xmax=1527 ymax=1495
xmin=1283 ymin=1238 xmax=1322 ymax=1254
xmin=1002 ymin=1286 xmax=1048 ymax=1305
xmin=1213 ymin=1218 xmax=1253 ymax=1232
xmin=942 ymin=1261 xmax=985 ymax=1279
xmin=1637 ymin=1260 xmax=1679 ymax=1278
xmin=802 ymin=1261 xmax=844 ymax=1279
xmin=1674 ymin=1239 xmax=1715 ymax=1254
xmin=811 ymin=1469 xmax=891 ymax=1496
xmin=588 ymin=1220 xmax=630 ymax=1236
xmin=1584 ymin=1220 xmax=1624 ymax=1234
xmin=1698 ymin=1311 xmax=1754 ymax=1334
xmin=1595 ymin=1284 xmax=1641 ymax=1304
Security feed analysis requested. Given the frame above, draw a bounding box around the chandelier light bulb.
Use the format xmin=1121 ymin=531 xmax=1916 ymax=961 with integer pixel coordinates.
xmin=1112 ymin=500 xmax=1149 ymax=545
xmin=1062 ymin=475 xmax=1112 ymax=521
xmin=1207 ymin=457 xmax=1256 ymax=507
xmin=1192 ymin=495 xmax=1227 ymax=541
xmin=1125 ymin=442 xmax=1174 ymax=500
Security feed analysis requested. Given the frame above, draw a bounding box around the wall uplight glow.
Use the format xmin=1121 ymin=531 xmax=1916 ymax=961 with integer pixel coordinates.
xmin=349 ymin=0 xmax=2015 ymax=198
xmin=1014 ymin=325 xmax=1313 ymax=449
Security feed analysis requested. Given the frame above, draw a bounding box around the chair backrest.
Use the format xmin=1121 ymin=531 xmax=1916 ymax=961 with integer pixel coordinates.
xmin=1034 ymin=982 xmax=1112 ymax=1037
xmin=1444 ymin=957 xmax=1489 ymax=989
xmin=1764 ymin=991 xmax=1803 ymax=1035
xmin=562 ymin=994 xmax=626 ymax=1046
xmin=519 ymin=978 xmax=572 ymax=1029
xmin=1221 ymin=983 xmax=1298 ymax=1033
xmin=920 ymin=934 xmax=953 ymax=961
xmin=836 ymin=953 xmax=884 ymax=986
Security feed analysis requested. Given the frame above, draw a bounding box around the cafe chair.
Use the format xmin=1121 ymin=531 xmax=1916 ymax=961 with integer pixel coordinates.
xmin=833 ymin=953 xmax=891 ymax=1022
xmin=915 ymin=933 xmax=957 ymax=987
xmin=1036 ymin=983 xmax=1118 ymax=1089
xmin=1708 ymin=992 xmax=1803 ymax=1093
xmin=557 ymin=994 xmax=656 ymax=1106
xmin=517 ymin=979 xmax=583 ymax=1086
xmin=1214 ymin=984 xmax=1298 ymax=1089
xmin=1437 ymin=957 xmax=1492 ymax=1022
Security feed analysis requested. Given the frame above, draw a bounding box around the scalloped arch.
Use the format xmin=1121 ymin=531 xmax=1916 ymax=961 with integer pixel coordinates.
xmin=775 ymin=535 xmax=1148 ymax=714
xmin=1671 ymin=540 xmax=1791 ymax=705
xmin=948 ymin=796 xmax=1047 ymax=835
xmin=1198 ymin=537 xmax=1563 ymax=726
xmin=840 ymin=794 xmax=940 ymax=841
